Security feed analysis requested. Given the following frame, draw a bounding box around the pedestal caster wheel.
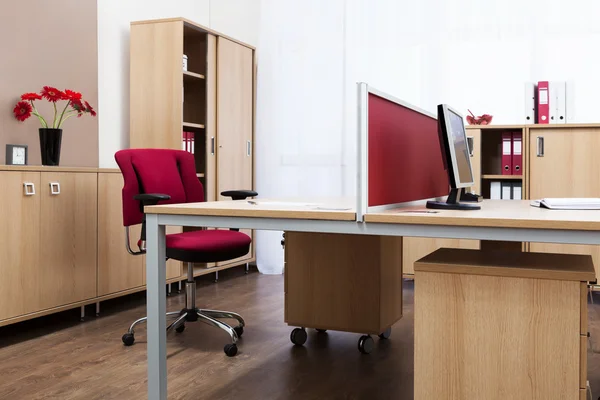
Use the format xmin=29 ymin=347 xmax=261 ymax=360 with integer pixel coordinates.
xmin=378 ymin=327 xmax=392 ymax=339
xmin=358 ymin=335 xmax=374 ymax=354
xmin=316 ymin=329 xmax=327 ymax=333
xmin=290 ymin=328 xmax=307 ymax=346
xmin=234 ymin=326 xmax=244 ymax=338
xmin=122 ymin=333 xmax=135 ymax=346
xmin=224 ymin=343 xmax=238 ymax=357
xmin=175 ymin=324 xmax=186 ymax=333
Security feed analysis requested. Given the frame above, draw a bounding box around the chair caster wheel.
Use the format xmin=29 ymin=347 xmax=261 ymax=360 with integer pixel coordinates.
xmin=378 ymin=327 xmax=391 ymax=339
xmin=234 ymin=326 xmax=244 ymax=338
xmin=175 ymin=324 xmax=186 ymax=333
xmin=316 ymin=329 xmax=327 ymax=333
xmin=290 ymin=328 xmax=307 ymax=346
xmin=224 ymin=343 xmax=238 ymax=357
xmin=358 ymin=335 xmax=374 ymax=354
xmin=122 ymin=333 xmax=135 ymax=346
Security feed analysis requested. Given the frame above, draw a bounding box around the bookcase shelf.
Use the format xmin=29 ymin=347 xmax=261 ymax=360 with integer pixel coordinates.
xmin=482 ymin=175 xmax=523 ymax=180
xmin=183 ymin=70 xmax=205 ymax=80
xmin=183 ymin=122 xmax=205 ymax=129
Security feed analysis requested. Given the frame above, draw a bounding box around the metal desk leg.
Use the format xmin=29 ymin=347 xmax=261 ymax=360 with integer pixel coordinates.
xmin=146 ymin=214 xmax=167 ymax=400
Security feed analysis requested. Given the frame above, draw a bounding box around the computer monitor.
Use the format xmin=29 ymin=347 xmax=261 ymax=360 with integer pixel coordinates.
xmin=426 ymin=104 xmax=481 ymax=210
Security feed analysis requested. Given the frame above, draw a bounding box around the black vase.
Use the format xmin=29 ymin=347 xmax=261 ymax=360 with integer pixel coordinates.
xmin=39 ymin=128 xmax=63 ymax=166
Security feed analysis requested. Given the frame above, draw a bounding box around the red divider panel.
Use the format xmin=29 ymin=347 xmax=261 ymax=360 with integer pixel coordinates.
xmin=368 ymin=93 xmax=449 ymax=207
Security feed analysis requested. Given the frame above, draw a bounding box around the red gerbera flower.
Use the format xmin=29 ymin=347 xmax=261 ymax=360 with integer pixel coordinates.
xmin=71 ymin=99 xmax=84 ymax=117
xmin=84 ymin=101 xmax=97 ymax=117
xmin=13 ymin=101 xmax=32 ymax=121
xmin=40 ymin=86 xmax=65 ymax=102
xmin=64 ymin=89 xmax=82 ymax=101
xmin=21 ymin=92 xmax=42 ymax=101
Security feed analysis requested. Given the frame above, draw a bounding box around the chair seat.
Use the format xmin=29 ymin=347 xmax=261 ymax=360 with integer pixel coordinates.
xmin=166 ymin=229 xmax=252 ymax=263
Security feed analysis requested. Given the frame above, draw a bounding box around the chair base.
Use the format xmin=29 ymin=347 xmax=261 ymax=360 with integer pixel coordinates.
xmin=121 ymin=264 xmax=245 ymax=357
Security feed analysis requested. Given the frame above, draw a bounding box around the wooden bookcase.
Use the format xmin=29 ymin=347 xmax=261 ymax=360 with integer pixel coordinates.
xmin=404 ymin=123 xmax=600 ymax=289
xmin=129 ymin=18 xmax=256 ymax=278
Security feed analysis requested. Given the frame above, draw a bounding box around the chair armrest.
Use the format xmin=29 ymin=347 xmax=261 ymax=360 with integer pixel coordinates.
xmin=221 ymin=190 xmax=258 ymax=200
xmin=134 ymin=193 xmax=171 ymax=206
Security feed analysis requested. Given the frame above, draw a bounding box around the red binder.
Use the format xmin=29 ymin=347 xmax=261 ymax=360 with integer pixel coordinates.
xmin=537 ymin=81 xmax=550 ymax=124
xmin=502 ymin=132 xmax=512 ymax=175
xmin=512 ymin=131 xmax=522 ymax=175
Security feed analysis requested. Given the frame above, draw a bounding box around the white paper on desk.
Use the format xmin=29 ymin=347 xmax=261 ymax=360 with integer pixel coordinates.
xmin=247 ymin=201 xmax=320 ymax=207
xmin=530 ymin=198 xmax=600 ymax=210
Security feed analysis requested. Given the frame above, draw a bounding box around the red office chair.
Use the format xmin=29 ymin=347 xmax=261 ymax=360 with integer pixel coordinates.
xmin=115 ymin=148 xmax=257 ymax=357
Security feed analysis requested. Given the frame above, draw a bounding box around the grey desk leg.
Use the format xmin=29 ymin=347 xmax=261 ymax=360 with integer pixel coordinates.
xmin=146 ymin=214 xmax=167 ymax=400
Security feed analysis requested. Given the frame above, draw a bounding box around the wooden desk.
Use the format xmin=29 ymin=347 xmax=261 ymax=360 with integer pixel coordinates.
xmin=143 ymin=199 xmax=600 ymax=400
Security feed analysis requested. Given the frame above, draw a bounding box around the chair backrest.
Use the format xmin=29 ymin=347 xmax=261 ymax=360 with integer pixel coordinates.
xmin=115 ymin=148 xmax=204 ymax=227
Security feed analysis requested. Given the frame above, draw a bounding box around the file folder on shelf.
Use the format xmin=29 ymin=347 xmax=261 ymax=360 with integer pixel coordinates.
xmin=512 ymin=182 xmax=522 ymax=200
xmin=182 ymin=131 xmax=195 ymax=154
xmin=502 ymin=132 xmax=512 ymax=175
xmin=555 ymin=81 xmax=567 ymax=124
xmin=524 ymin=82 xmax=536 ymax=123
xmin=512 ymin=132 xmax=522 ymax=175
xmin=501 ymin=182 xmax=512 ymax=200
xmin=537 ymin=81 xmax=550 ymax=124
xmin=490 ymin=182 xmax=501 ymax=200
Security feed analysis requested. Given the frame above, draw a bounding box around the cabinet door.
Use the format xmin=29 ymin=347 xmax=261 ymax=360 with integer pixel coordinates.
xmin=39 ymin=172 xmax=97 ymax=309
xmin=98 ymin=173 xmax=144 ymax=296
xmin=403 ymin=238 xmax=479 ymax=275
xmin=529 ymin=128 xmax=600 ymax=281
xmin=0 ymin=172 xmax=41 ymax=320
xmin=215 ymin=37 xmax=254 ymax=266
xmin=216 ymin=37 xmax=253 ymax=197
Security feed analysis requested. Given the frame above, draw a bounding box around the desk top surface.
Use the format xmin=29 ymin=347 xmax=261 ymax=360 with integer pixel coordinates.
xmin=365 ymin=200 xmax=600 ymax=231
xmin=145 ymin=197 xmax=357 ymax=221
xmin=146 ymin=198 xmax=600 ymax=231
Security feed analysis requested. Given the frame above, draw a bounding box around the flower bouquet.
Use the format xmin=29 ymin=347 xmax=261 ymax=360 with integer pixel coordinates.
xmin=13 ymin=86 xmax=96 ymax=165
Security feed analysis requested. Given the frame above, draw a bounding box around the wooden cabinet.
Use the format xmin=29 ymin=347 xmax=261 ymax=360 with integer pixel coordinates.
xmin=285 ymin=232 xmax=403 ymax=334
xmin=0 ymin=172 xmax=41 ymax=320
xmin=39 ymin=172 xmax=97 ymax=309
xmin=98 ymin=172 xmax=144 ymax=296
xmin=130 ymin=18 xmax=257 ymax=276
xmin=414 ymin=248 xmax=593 ymax=399
xmin=0 ymin=170 xmax=97 ymax=323
xmin=528 ymin=127 xmax=600 ymax=281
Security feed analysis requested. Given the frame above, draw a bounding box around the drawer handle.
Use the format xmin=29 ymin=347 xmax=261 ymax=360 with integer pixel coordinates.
xmin=23 ymin=182 xmax=35 ymax=196
xmin=247 ymin=140 xmax=251 ymax=157
xmin=211 ymin=137 xmax=215 ymax=155
xmin=536 ymin=136 xmax=544 ymax=157
xmin=50 ymin=182 xmax=60 ymax=195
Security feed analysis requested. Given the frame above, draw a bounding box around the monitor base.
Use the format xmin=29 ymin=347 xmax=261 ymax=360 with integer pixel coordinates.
xmin=426 ymin=200 xmax=481 ymax=210
xmin=426 ymin=188 xmax=481 ymax=211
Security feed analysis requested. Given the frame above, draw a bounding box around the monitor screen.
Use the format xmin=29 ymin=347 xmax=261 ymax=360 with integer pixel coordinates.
xmin=447 ymin=108 xmax=474 ymax=186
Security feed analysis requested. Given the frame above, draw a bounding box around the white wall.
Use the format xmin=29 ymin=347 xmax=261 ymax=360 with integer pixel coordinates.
xmin=255 ymin=0 xmax=600 ymax=274
xmin=254 ymin=0 xmax=347 ymax=273
xmin=97 ymin=0 xmax=260 ymax=168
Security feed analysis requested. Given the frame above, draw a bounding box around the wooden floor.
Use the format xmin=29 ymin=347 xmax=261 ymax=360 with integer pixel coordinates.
xmin=1 ymin=267 xmax=599 ymax=399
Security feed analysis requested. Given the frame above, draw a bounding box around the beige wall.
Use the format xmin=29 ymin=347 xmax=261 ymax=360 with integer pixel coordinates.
xmin=0 ymin=0 xmax=98 ymax=166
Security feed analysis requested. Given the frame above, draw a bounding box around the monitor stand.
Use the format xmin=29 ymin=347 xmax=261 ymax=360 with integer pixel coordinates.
xmin=426 ymin=188 xmax=481 ymax=210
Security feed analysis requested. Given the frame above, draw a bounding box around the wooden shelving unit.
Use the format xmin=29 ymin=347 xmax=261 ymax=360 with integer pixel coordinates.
xmin=130 ymin=17 xmax=257 ymax=281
